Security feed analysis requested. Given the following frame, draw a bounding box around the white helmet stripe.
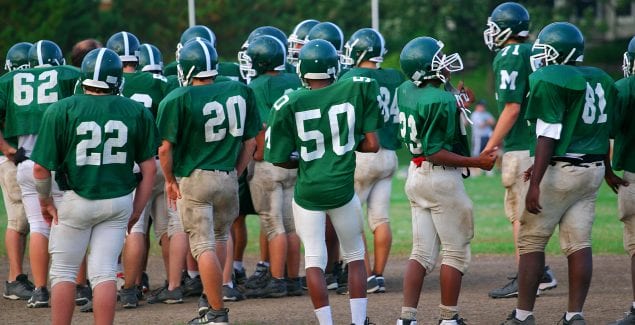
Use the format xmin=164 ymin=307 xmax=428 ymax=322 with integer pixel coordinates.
xmin=144 ymin=44 xmax=155 ymax=66
xmin=271 ymin=36 xmax=287 ymax=66
xmin=197 ymin=39 xmax=211 ymax=71
xmin=93 ymin=48 xmax=107 ymax=81
xmin=123 ymin=32 xmax=130 ymax=56
xmin=37 ymin=41 xmax=44 ymax=66
xmin=206 ymin=27 xmax=214 ymax=44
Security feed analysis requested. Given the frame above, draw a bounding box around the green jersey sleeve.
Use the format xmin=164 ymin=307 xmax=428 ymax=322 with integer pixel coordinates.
xmin=360 ymin=79 xmax=383 ymax=134
xmin=264 ymin=94 xmax=296 ymax=164
xmin=525 ymin=79 xmax=567 ymax=124
xmin=136 ymin=107 xmax=161 ymax=163
xmin=156 ymin=87 xmax=187 ymax=144
xmin=242 ymin=87 xmax=262 ymax=141
xmin=420 ymin=92 xmax=458 ymax=156
xmin=30 ymin=103 xmax=65 ymax=171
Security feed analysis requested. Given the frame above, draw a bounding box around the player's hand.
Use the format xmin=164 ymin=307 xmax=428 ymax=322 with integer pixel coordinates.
xmin=39 ymin=197 xmax=58 ymax=226
xmin=2 ymin=145 xmax=17 ymax=162
xmin=478 ymin=147 xmax=498 ymax=170
xmin=456 ymin=80 xmax=476 ymax=108
xmin=165 ymin=180 xmax=181 ymax=210
xmin=604 ymin=171 xmax=629 ymax=194
xmin=525 ymin=184 xmax=542 ymax=214
xmin=127 ymin=212 xmax=141 ymax=233
xmin=523 ymin=165 xmax=534 ymax=182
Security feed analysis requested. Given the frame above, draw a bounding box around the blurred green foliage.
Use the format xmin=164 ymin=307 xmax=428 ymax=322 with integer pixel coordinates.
xmin=0 ymin=0 xmax=628 ymax=66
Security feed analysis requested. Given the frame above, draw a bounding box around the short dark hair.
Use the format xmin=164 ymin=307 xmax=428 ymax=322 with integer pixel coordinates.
xmin=71 ymin=39 xmax=102 ymax=67
xmin=82 ymin=85 xmax=112 ymax=94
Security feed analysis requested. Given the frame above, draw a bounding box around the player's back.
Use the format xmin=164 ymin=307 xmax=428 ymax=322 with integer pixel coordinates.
xmin=398 ymin=82 xmax=468 ymax=157
xmin=341 ymin=67 xmax=405 ymax=150
xmin=122 ymin=71 xmax=170 ymax=117
xmin=157 ymin=80 xmax=260 ymax=177
xmin=34 ymin=94 xmax=157 ymax=200
xmin=492 ymin=42 xmax=532 ymax=151
xmin=0 ymin=65 xmax=80 ymax=138
xmin=270 ymin=77 xmax=382 ymax=210
xmin=613 ymin=76 xmax=635 ymax=172
xmin=249 ymin=72 xmax=301 ymax=121
xmin=568 ymin=66 xmax=616 ymax=155
xmin=526 ymin=64 xmax=587 ymax=156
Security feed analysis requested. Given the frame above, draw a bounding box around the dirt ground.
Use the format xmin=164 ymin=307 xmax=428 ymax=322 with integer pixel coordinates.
xmin=0 ymin=254 xmax=632 ymax=324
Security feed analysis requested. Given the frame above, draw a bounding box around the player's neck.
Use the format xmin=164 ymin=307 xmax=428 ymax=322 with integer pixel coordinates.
xmin=192 ymin=78 xmax=213 ymax=86
xmin=358 ymin=61 xmax=378 ymax=69
xmin=306 ymin=79 xmax=333 ymax=90
xmin=123 ymin=66 xmax=136 ymax=73
xmin=265 ymin=70 xmax=281 ymax=76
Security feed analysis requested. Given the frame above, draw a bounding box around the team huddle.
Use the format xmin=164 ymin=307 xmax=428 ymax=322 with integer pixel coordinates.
xmin=0 ymin=1 xmax=634 ymax=324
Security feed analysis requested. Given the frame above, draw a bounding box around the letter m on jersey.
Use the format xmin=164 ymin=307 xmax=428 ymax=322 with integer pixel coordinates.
xmin=499 ymin=70 xmax=518 ymax=90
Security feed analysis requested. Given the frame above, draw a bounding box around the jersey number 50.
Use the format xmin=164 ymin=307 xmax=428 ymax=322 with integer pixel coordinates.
xmin=294 ymin=103 xmax=356 ymax=161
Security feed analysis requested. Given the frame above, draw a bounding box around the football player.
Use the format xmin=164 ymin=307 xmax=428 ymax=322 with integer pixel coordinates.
xmin=1 ymin=42 xmax=33 ymax=301
xmin=70 ymin=39 xmax=102 ymax=68
xmin=0 ymin=40 xmax=80 ymax=308
xmin=164 ymin=25 xmax=217 ymax=77
xmin=32 ymin=47 xmax=158 ymax=325
xmin=396 ymin=36 xmax=496 ymax=325
xmin=156 ymin=39 xmax=259 ymax=324
xmin=340 ymin=28 xmax=405 ymax=294
xmin=501 ymin=22 xmax=616 ymax=325
xmin=482 ymin=1 xmax=558 ymax=299
xmin=239 ymin=35 xmax=303 ymax=298
xmin=288 ymin=19 xmax=320 ymax=66
xmin=265 ymin=39 xmax=381 ymax=325
xmin=604 ymin=37 xmax=635 ymax=325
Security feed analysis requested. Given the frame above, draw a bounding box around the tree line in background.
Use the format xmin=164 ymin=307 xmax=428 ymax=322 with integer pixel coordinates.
xmin=0 ymin=0 xmax=623 ymax=68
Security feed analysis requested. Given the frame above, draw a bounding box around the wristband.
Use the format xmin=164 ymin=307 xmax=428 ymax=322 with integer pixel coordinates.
xmin=35 ymin=176 xmax=52 ymax=199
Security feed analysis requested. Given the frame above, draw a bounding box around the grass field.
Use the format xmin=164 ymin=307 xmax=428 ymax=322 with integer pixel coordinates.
xmin=0 ymin=163 xmax=624 ymax=258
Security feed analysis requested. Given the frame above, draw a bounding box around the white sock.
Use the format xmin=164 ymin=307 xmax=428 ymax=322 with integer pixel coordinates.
xmin=631 ymin=301 xmax=635 ymax=309
xmin=515 ymin=309 xmax=532 ymax=321
xmin=400 ymin=306 xmax=417 ymax=320
xmin=260 ymin=261 xmax=270 ymax=267
xmin=350 ymin=297 xmax=368 ymax=325
xmin=233 ymin=261 xmax=243 ymax=270
xmin=565 ymin=312 xmax=582 ymax=321
xmin=439 ymin=320 xmax=457 ymax=325
xmin=223 ymin=281 xmax=233 ymax=288
xmin=314 ymin=306 xmax=333 ymax=325
xmin=187 ymin=270 xmax=199 ymax=278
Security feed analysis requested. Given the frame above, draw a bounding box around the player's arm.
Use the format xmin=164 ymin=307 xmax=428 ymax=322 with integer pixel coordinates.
xmin=525 ymin=136 xmax=555 ymax=214
xmin=130 ymin=158 xmax=156 ymax=232
xmin=357 ymin=131 xmax=379 ymax=153
xmin=33 ymin=163 xmax=57 ymax=225
xmin=427 ymin=147 xmax=497 ymax=170
xmin=236 ymin=138 xmax=256 ymax=176
xmin=253 ymin=124 xmax=267 ymax=161
xmin=0 ymin=129 xmax=16 ymax=161
xmin=158 ymin=140 xmax=180 ymax=209
xmin=483 ymin=102 xmax=520 ymax=152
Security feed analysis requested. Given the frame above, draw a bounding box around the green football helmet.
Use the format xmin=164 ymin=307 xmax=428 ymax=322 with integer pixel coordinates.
xmin=306 ymin=22 xmax=344 ymax=53
xmin=623 ymin=36 xmax=635 ymax=77
xmin=530 ymin=22 xmax=584 ymax=71
xmin=342 ymin=28 xmax=386 ymax=67
xmin=238 ymin=26 xmax=287 ymax=76
xmin=297 ymin=39 xmax=340 ymax=86
xmin=239 ymin=35 xmax=286 ymax=81
xmin=80 ymin=48 xmax=123 ymax=94
xmin=138 ymin=43 xmax=163 ymax=73
xmin=179 ymin=25 xmax=217 ymax=49
xmin=288 ymin=19 xmax=320 ymax=64
xmin=483 ymin=2 xmax=530 ymax=51
xmin=5 ymin=42 xmax=32 ymax=71
xmin=28 ymin=40 xmax=65 ymax=68
xmin=178 ymin=39 xmax=218 ymax=86
xmin=400 ymin=36 xmax=463 ymax=85
xmin=106 ymin=31 xmax=141 ymax=63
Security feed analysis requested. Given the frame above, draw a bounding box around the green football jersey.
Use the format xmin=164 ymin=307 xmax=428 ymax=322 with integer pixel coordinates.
xmin=219 ymin=62 xmax=247 ymax=84
xmin=265 ymin=77 xmax=383 ymax=211
xmin=157 ymin=80 xmax=261 ymax=177
xmin=612 ymin=76 xmax=635 ymax=172
xmin=0 ymin=65 xmax=80 ymax=138
xmin=492 ymin=43 xmax=532 ymax=151
xmin=525 ymin=64 xmax=613 ymax=156
xmin=122 ymin=72 xmax=171 ymax=117
xmin=249 ymin=72 xmax=301 ymax=123
xmin=397 ymin=81 xmax=470 ymax=158
xmin=164 ymin=61 xmax=177 ymax=77
xmin=30 ymin=94 xmax=159 ymax=200
xmin=340 ymin=67 xmax=406 ymax=150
